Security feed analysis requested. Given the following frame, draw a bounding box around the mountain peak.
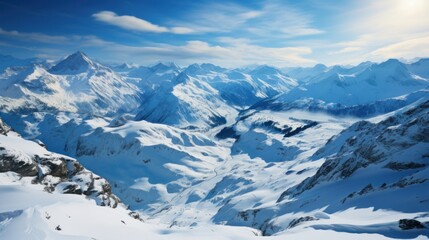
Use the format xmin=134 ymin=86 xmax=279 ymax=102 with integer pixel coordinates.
xmin=379 ymin=58 xmax=403 ymax=67
xmin=151 ymin=62 xmax=180 ymax=72
xmin=313 ymin=63 xmax=327 ymax=71
xmin=250 ymin=65 xmax=281 ymax=75
xmin=49 ymin=51 xmax=96 ymax=74
xmin=412 ymin=58 xmax=429 ymax=66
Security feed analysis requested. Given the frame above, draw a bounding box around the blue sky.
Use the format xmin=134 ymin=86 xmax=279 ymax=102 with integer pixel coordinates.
xmin=0 ymin=0 xmax=428 ymax=67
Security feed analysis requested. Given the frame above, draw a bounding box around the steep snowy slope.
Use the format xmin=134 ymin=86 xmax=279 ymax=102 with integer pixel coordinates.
xmin=0 ymin=51 xmax=141 ymax=116
xmin=128 ymin=62 xmax=181 ymax=90
xmin=135 ymin=72 xmax=238 ymax=130
xmin=224 ymin=100 xmax=429 ymax=237
xmin=182 ymin=63 xmax=264 ymax=107
xmin=131 ymin=63 xmax=297 ymax=121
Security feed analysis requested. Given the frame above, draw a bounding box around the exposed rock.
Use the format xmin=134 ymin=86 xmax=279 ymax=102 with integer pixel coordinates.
xmin=399 ymin=219 xmax=425 ymax=230
xmin=278 ymin=100 xmax=429 ymax=202
xmin=288 ymin=216 xmax=318 ymax=229
xmin=0 ymin=148 xmax=38 ymax=176
xmin=61 ymin=183 xmax=83 ymax=194
xmin=0 ymin=119 xmax=120 ymax=208
xmin=0 ymin=118 xmax=10 ymax=136
xmin=129 ymin=211 xmax=144 ymax=222
xmin=384 ymin=161 xmax=426 ymax=171
xmin=358 ymin=184 xmax=374 ymax=195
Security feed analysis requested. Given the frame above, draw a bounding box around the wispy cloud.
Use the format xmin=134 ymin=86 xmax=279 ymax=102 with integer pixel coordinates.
xmin=0 ymin=27 xmax=68 ymax=43
xmin=92 ymin=11 xmax=195 ymax=34
xmin=0 ymin=27 xmax=315 ymax=67
xmin=327 ymin=0 xmax=429 ymax=62
xmin=101 ymin=38 xmax=315 ymax=67
xmin=368 ymin=35 xmax=429 ymax=61
xmin=0 ymin=27 xmax=110 ymax=46
xmin=245 ymin=1 xmax=324 ymax=38
xmin=171 ymin=3 xmax=262 ymax=33
xmin=169 ymin=1 xmax=323 ymax=38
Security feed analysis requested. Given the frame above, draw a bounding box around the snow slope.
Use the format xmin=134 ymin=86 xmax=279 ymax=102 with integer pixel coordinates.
xmin=0 ymin=119 xmax=263 ymax=240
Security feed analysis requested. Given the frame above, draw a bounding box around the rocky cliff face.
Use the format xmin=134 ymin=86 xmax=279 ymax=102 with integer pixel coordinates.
xmin=280 ymin=100 xmax=429 ymax=200
xmin=0 ymin=118 xmax=120 ymax=207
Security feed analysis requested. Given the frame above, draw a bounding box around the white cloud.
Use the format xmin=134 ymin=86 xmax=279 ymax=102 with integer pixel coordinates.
xmin=171 ymin=27 xmax=195 ymax=34
xmin=102 ymin=39 xmax=315 ymax=67
xmin=92 ymin=11 xmax=195 ymax=34
xmin=329 ymin=47 xmax=362 ymax=55
xmin=367 ymin=35 xmax=429 ymax=61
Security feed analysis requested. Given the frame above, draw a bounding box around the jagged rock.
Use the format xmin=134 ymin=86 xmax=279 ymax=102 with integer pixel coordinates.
xmin=384 ymin=161 xmax=426 ymax=171
xmin=36 ymin=156 xmax=68 ymax=178
xmin=278 ymin=101 xmax=429 ymax=202
xmin=0 ymin=148 xmax=38 ymax=176
xmin=61 ymin=183 xmax=83 ymax=194
xmin=0 ymin=119 xmax=120 ymax=208
xmin=128 ymin=211 xmax=144 ymax=221
xmin=399 ymin=219 xmax=425 ymax=230
xmin=0 ymin=118 xmax=10 ymax=136
xmin=288 ymin=216 xmax=318 ymax=229
xmin=358 ymin=184 xmax=374 ymax=195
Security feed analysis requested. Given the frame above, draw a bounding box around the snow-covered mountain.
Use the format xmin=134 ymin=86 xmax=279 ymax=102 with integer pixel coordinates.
xmin=408 ymin=58 xmax=429 ymax=79
xmin=134 ymin=72 xmax=238 ymax=130
xmin=282 ymin=63 xmax=328 ymax=83
xmin=0 ymin=51 xmax=141 ymax=116
xmin=0 ymin=117 xmax=263 ymax=239
xmin=277 ymin=59 xmax=429 ymax=106
xmin=1 ymin=51 xmax=429 ymax=239
xmin=221 ymin=100 xmax=429 ymax=236
xmin=253 ymin=59 xmax=429 ymax=119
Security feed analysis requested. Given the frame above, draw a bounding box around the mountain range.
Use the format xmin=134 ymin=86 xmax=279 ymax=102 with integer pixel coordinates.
xmin=0 ymin=51 xmax=428 ymax=239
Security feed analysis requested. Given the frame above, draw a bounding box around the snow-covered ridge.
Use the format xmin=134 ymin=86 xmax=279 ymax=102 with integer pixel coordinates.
xmin=0 ymin=118 xmax=120 ymax=207
xmin=0 ymin=51 xmax=141 ymax=116
xmin=226 ymin=100 xmax=429 ymax=236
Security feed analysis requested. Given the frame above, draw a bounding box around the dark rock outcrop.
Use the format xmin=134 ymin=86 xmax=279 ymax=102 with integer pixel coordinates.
xmin=399 ymin=219 xmax=425 ymax=230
